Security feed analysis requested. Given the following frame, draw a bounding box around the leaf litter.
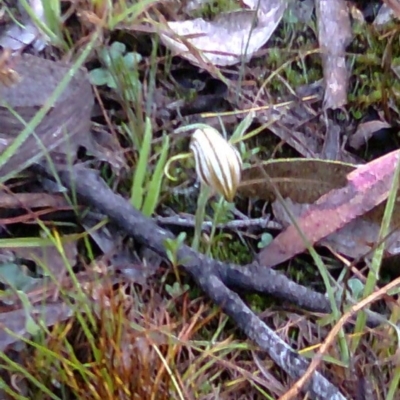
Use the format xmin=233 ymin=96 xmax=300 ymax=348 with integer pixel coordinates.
xmin=1 ymin=0 xmax=400 ymax=398
xmin=161 ymin=0 xmax=287 ymax=67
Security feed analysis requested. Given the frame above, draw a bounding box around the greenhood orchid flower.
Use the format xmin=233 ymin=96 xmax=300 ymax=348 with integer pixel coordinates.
xmin=189 ymin=127 xmax=243 ymax=202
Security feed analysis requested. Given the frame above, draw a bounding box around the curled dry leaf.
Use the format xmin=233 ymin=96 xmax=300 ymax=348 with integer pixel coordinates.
xmin=349 ymin=119 xmax=392 ymax=150
xmin=160 ymin=0 xmax=286 ymax=67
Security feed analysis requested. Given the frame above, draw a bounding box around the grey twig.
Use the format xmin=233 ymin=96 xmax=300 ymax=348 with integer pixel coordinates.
xmin=154 ymin=215 xmax=282 ymax=231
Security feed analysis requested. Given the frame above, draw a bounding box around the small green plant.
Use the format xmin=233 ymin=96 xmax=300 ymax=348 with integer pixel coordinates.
xmin=347 ymin=278 xmax=365 ymax=300
xmin=257 ymin=232 xmax=273 ymax=249
xmin=129 ymin=117 xmax=170 ymax=217
xmin=165 ymin=232 xmax=188 ymax=286
xmin=166 ymin=281 xmax=190 ymax=298
xmin=165 ymin=232 xmax=187 ymax=267
xmin=89 ymin=41 xmax=142 ymax=100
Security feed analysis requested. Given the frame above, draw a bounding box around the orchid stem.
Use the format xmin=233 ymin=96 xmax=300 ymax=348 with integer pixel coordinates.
xmin=206 ymin=195 xmax=225 ymax=256
xmin=192 ymin=184 xmax=212 ymax=251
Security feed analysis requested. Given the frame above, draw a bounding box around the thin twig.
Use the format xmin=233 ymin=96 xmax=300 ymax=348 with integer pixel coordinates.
xmin=154 ymin=214 xmax=282 ymax=230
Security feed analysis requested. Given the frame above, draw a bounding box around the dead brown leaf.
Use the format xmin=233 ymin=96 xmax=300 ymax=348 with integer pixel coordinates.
xmin=257 ymin=150 xmax=400 ymax=267
xmin=160 ymin=0 xmax=286 ymax=67
xmin=0 ymin=54 xmax=93 ymax=180
xmin=272 ymin=198 xmax=400 ymax=260
xmin=238 ymin=158 xmax=355 ymax=203
xmin=0 ymin=303 xmax=73 ymax=351
xmin=13 ymin=240 xmax=78 ymax=278
xmin=236 ymin=81 xmax=360 ymax=163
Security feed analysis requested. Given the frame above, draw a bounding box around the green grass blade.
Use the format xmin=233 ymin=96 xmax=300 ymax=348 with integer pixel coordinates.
xmin=130 ymin=117 xmax=152 ymax=209
xmin=0 ymin=349 xmax=61 ymax=400
xmin=230 ymin=111 xmax=254 ymax=142
xmin=351 ymin=156 xmax=400 ymax=353
xmin=142 ymin=134 xmax=170 ymax=216
xmin=19 ymin=0 xmax=66 ymax=48
xmin=108 ymin=0 xmax=160 ymax=29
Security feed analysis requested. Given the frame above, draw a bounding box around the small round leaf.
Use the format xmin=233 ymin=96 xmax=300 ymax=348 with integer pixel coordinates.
xmin=89 ymin=68 xmax=111 ymax=86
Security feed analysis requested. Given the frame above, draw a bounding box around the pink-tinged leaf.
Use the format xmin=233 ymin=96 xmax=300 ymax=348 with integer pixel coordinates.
xmin=258 ymin=150 xmax=400 ymax=268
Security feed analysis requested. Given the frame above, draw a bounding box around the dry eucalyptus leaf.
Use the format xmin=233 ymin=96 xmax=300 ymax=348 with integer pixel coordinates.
xmin=13 ymin=240 xmax=78 ymax=277
xmin=272 ymin=198 xmax=400 ymax=260
xmin=238 ymin=159 xmax=355 ymax=203
xmin=258 ymin=150 xmax=400 ymax=268
xmin=0 ymin=303 xmax=72 ymax=351
xmin=0 ymin=54 xmax=93 ymax=179
xmin=160 ymin=0 xmax=286 ymax=67
xmin=239 ymin=81 xmax=359 ymax=163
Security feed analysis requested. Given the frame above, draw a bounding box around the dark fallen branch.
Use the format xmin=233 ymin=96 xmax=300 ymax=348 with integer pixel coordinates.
xmin=31 ymin=164 xmax=352 ymax=400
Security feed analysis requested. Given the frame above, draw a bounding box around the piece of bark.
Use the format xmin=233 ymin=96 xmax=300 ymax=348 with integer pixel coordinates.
xmin=316 ymin=0 xmax=352 ymax=109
